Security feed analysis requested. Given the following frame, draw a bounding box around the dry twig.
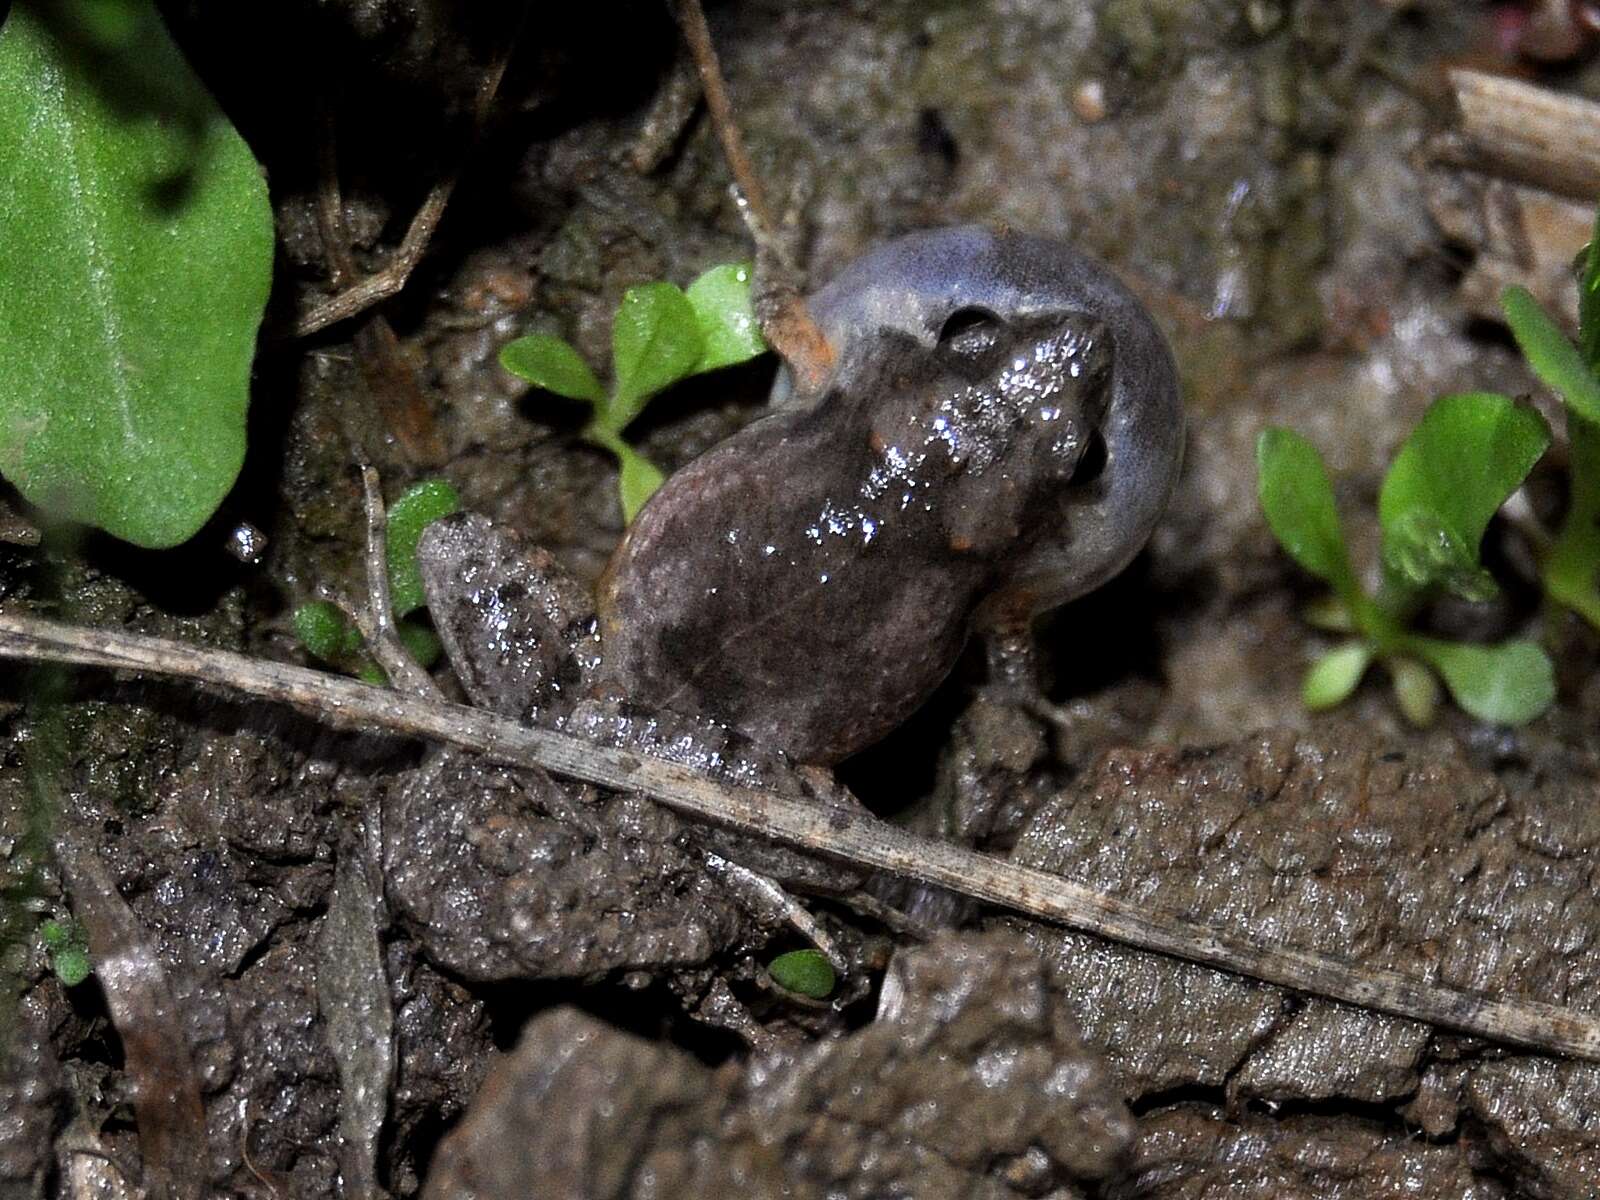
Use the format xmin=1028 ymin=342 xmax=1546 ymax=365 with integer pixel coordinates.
xmin=292 ymin=5 xmax=531 ymax=338
xmin=666 ymin=0 xmax=835 ymax=393
xmin=55 ymin=833 xmax=209 ymax=1200
xmin=4 ymin=611 xmax=1600 ymax=1063
xmin=1440 ymin=68 xmax=1600 ymax=200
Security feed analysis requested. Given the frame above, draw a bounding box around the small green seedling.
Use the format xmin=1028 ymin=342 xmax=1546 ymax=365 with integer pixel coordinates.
xmin=499 ymin=263 xmax=768 ymax=521
xmin=767 ymin=948 xmax=835 ymax=999
xmin=1258 ymin=392 xmax=1554 ymax=726
xmin=40 ymin=918 xmax=90 ymax=987
xmin=292 ymin=478 xmax=458 ymax=683
xmin=1499 ymin=203 xmax=1600 ymax=630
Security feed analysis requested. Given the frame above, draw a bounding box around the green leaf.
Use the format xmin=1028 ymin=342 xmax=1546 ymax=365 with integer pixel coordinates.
xmin=0 ymin=2 xmax=274 ymax=548
xmin=768 ymin=949 xmax=835 ymax=998
xmin=1377 ymin=392 xmax=1549 ymax=600
xmin=1302 ymin=642 xmax=1371 ymax=710
xmin=1256 ymin=428 xmax=1360 ymax=601
xmin=1502 ymin=285 xmax=1600 ymax=424
xmin=1387 ymin=656 xmax=1440 ymax=727
xmin=686 ymin=262 xmax=767 ymax=373
xmin=293 ymin=601 xmax=359 ymax=663
xmin=499 ymin=333 xmax=605 ymax=403
xmin=617 ymin=448 xmax=665 ymax=525
xmin=1381 ymin=509 xmax=1497 ymax=603
xmin=1408 ymin=637 xmax=1555 ymax=726
xmin=1301 ymin=595 xmax=1356 ymax=633
xmin=607 ymin=282 xmax=703 ymax=432
xmin=395 ymin=616 xmax=442 ymax=669
xmin=51 ymin=944 xmax=92 ymax=987
xmin=387 ymin=478 xmax=461 ymax=617
xmin=1576 ymin=204 xmax=1600 ymax=371
xmin=1544 ymin=414 xmax=1600 ymax=628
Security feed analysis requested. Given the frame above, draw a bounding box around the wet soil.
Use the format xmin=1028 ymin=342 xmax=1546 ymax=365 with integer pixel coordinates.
xmin=5 ymin=1 xmax=1600 ymax=1197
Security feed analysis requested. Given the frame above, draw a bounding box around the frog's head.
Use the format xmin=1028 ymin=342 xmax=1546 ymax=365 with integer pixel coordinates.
xmin=782 ymin=226 xmax=1184 ymax=627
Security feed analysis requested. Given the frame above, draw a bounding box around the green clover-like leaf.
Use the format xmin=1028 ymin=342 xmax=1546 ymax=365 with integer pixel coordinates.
xmin=768 ymin=949 xmax=835 ymax=999
xmin=1302 ymin=642 xmax=1372 ymax=710
xmin=0 ymin=1 xmax=274 ymax=548
xmin=1301 ymin=595 xmax=1356 ymax=633
xmin=607 ymin=282 xmax=703 ymax=431
xmin=616 ymin=446 xmax=665 ymax=525
xmin=1544 ymin=415 xmax=1600 ymax=629
xmin=1381 ymin=508 xmax=1497 ymax=603
xmin=587 ymin=424 xmax=664 ymax=522
xmin=40 ymin=918 xmax=91 ymax=987
xmin=1377 ymin=392 xmax=1549 ymax=600
xmin=1387 ymin=655 xmax=1440 ymax=727
xmin=396 ymin=616 xmax=443 ymax=670
xmin=686 ymin=262 xmax=767 ymax=373
xmin=1408 ymin=636 xmax=1555 ymax=726
xmin=1256 ymin=427 xmax=1360 ymax=603
xmin=499 ymin=333 xmax=605 ymax=403
xmin=1577 ymin=205 xmax=1600 ymax=371
xmin=1502 ymin=286 xmax=1600 ymax=425
xmin=293 ymin=601 xmax=361 ymax=664
xmin=387 ymin=478 xmax=461 ymax=617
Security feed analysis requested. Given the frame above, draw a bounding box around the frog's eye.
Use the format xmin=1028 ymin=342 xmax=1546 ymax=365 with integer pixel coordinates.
xmin=935 ymin=306 xmax=1003 ymax=361
xmin=1069 ymin=427 xmax=1108 ymax=488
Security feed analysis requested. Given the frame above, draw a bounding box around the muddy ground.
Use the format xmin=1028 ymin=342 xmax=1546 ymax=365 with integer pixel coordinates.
xmin=5 ymin=0 xmax=1600 ymax=1196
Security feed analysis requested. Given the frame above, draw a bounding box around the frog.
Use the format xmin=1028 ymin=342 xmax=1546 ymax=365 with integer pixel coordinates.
xmin=598 ymin=308 xmax=1115 ymax=764
xmin=389 ymin=225 xmax=1181 ymax=991
xmin=418 ymin=222 xmax=1184 ymax=785
xmin=602 ymin=225 xmax=1182 ymax=765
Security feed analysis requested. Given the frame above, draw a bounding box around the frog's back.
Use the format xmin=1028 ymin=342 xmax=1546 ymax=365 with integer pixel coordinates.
xmin=599 ymin=408 xmax=985 ymax=765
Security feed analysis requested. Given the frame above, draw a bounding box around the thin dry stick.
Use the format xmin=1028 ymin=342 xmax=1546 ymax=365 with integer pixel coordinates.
xmin=667 ymin=0 xmax=835 ymax=392
xmin=315 ymin=99 xmax=359 ymax=290
xmin=293 ymin=4 xmax=531 ymax=338
xmin=352 ymin=466 xmax=442 ymax=697
xmin=666 ymin=0 xmax=775 ymax=244
xmin=1440 ymin=68 xmax=1600 ymax=201
xmin=3 ymin=612 xmax=1599 ymax=1063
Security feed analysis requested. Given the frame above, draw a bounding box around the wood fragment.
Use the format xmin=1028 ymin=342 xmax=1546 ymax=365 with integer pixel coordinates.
xmin=1442 ymin=68 xmax=1600 ymax=200
xmin=5 ymin=612 xmax=1600 ymax=1064
xmin=55 ymin=832 xmax=210 ymax=1200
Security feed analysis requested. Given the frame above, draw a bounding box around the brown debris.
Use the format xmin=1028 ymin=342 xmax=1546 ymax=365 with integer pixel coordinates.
xmin=55 ymin=835 xmax=211 ymax=1200
xmin=1438 ymin=68 xmax=1600 ymax=201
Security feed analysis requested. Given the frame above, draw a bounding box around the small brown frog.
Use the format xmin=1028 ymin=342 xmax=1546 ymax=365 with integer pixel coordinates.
xmin=422 ymin=226 xmax=1182 ymax=768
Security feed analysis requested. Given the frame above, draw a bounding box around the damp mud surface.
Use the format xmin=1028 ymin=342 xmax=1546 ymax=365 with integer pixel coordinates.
xmin=5 ymin=2 xmax=1600 ymax=1197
